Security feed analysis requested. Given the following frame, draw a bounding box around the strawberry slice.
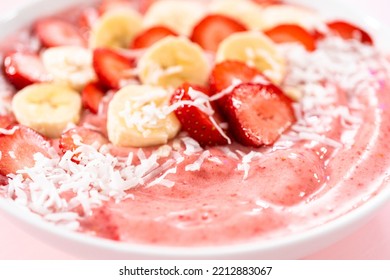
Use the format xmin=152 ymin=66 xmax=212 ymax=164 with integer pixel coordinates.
xmin=2 ymin=51 xmax=51 ymax=90
xmin=0 ymin=114 xmax=17 ymax=129
xmin=264 ymin=24 xmax=316 ymax=51
xmin=81 ymin=82 xmax=106 ymax=114
xmin=190 ymin=14 xmax=247 ymax=52
xmin=59 ymin=126 xmax=108 ymax=161
xmin=223 ymin=83 xmax=296 ymax=147
xmin=78 ymin=7 xmax=100 ymax=30
xmin=326 ymin=21 xmax=373 ymax=45
xmin=93 ymin=48 xmax=137 ymax=89
xmin=0 ymin=125 xmax=51 ymax=176
xmin=170 ymin=83 xmax=229 ymax=147
xmin=209 ymin=60 xmax=270 ymax=111
xmin=131 ymin=26 xmax=178 ymax=49
xmin=34 ymin=18 xmax=86 ymax=48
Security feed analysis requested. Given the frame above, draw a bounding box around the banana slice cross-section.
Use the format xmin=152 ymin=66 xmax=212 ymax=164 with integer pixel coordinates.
xmin=143 ymin=0 xmax=206 ymax=36
xmin=89 ymin=9 xmax=143 ymax=49
xmin=138 ymin=36 xmax=210 ymax=88
xmin=107 ymin=84 xmax=181 ymax=147
xmin=216 ymin=31 xmax=286 ymax=84
xmin=12 ymin=83 xmax=82 ymax=138
xmin=41 ymin=46 xmax=96 ymax=91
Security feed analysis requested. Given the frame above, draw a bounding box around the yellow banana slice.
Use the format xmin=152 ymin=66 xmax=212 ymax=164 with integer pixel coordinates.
xmin=41 ymin=46 xmax=96 ymax=91
xmin=138 ymin=36 xmax=210 ymax=88
xmin=208 ymin=0 xmax=265 ymax=30
xmin=89 ymin=9 xmax=143 ymax=49
xmin=260 ymin=4 xmax=325 ymax=31
xmin=143 ymin=0 xmax=206 ymax=36
xmin=12 ymin=83 xmax=81 ymax=138
xmin=216 ymin=31 xmax=286 ymax=84
xmin=107 ymin=84 xmax=181 ymax=147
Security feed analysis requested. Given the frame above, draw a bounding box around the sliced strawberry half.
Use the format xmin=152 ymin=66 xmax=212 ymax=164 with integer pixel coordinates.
xmin=34 ymin=18 xmax=86 ymax=48
xmin=209 ymin=60 xmax=270 ymax=111
xmin=170 ymin=83 xmax=229 ymax=147
xmin=93 ymin=48 xmax=137 ymax=89
xmin=2 ymin=51 xmax=51 ymax=90
xmin=131 ymin=26 xmax=178 ymax=49
xmin=190 ymin=14 xmax=247 ymax=52
xmin=59 ymin=126 xmax=108 ymax=162
xmin=264 ymin=24 xmax=316 ymax=51
xmin=326 ymin=21 xmax=373 ymax=45
xmin=81 ymin=82 xmax=106 ymax=114
xmin=223 ymin=83 xmax=296 ymax=147
xmin=0 ymin=125 xmax=51 ymax=176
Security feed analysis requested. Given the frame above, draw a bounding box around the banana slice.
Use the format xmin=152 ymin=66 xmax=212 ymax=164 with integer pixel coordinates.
xmin=138 ymin=36 xmax=210 ymax=88
xmin=12 ymin=83 xmax=81 ymax=138
xmin=260 ymin=4 xmax=325 ymax=31
xmin=143 ymin=0 xmax=206 ymax=36
xmin=216 ymin=31 xmax=286 ymax=84
xmin=107 ymin=84 xmax=180 ymax=147
xmin=89 ymin=9 xmax=143 ymax=49
xmin=41 ymin=46 xmax=96 ymax=91
xmin=208 ymin=0 xmax=266 ymax=30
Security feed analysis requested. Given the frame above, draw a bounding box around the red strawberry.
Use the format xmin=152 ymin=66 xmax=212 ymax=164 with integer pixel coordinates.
xmin=0 ymin=125 xmax=51 ymax=176
xmin=223 ymin=83 xmax=296 ymax=147
xmin=209 ymin=60 xmax=270 ymax=111
xmin=131 ymin=26 xmax=178 ymax=49
xmin=326 ymin=21 xmax=373 ymax=45
xmin=2 ymin=51 xmax=51 ymax=90
xmin=81 ymin=82 xmax=106 ymax=114
xmin=59 ymin=126 xmax=108 ymax=161
xmin=78 ymin=7 xmax=100 ymax=30
xmin=93 ymin=48 xmax=137 ymax=89
xmin=170 ymin=83 xmax=229 ymax=147
xmin=34 ymin=18 xmax=86 ymax=48
xmin=264 ymin=24 xmax=316 ymax=51
xmin=0 ymin=114 xmax=17 ymax=129
xmin=190 ymin=15 xmax=247 ymax=52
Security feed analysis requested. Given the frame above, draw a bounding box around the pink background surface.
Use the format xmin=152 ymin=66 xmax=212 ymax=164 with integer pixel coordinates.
xmin=0 ymin=0 xmax=389 ymax=260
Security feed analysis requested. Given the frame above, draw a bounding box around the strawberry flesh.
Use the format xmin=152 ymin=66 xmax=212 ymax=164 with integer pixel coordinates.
xmin=264 ymin=24 xmax=316 ymax=51
xmin=2 ymin=51 xmax=51 ymax=90
xmin=35 ymin=18 xmax=86 ymax=48
xmin=0 ymin=125 xmax=51 ymax=176
xmin=190 ymin=14 xmax=247 ymax=52
xmin=93 ymin=48 xmax=137 ymax=89
xmin=81 ymin=82 xmax=106 ymax=114
xmin=326 ymin=21 xmax=373 ymax=45
xmin=223 ymin=83 xmax=296 ymax=147
xmin=170 ymin=83 xmax=229 ymax=147
xmin=131 ymin=26 xmax=178 ymax=49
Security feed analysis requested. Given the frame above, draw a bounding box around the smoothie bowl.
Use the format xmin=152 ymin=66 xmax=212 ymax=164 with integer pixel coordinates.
xmin=0 ymin=0 xmax=390 ymax=259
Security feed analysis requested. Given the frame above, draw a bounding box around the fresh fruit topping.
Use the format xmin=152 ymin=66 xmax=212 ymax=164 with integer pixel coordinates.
xmin=138 ymin=36 xmax=210 ymax=88
xmin=2 ymin=51 xmax=51 ymax=90
xmin=131 ymin=26 xmax=178 ymax=49
xmin=0 ymin=114 xmax=16 ymax=129
xmin=41 ymin=46 xmax=96 ymax=91
xmin=59 ymin=126 xmax=108 ymax=159
xmin=264 ymin=24 xmax=316 ymax=51
xmin=89 ymin=9 xmax=143 ymax=49
xmin=81 ymin=82 xmax=106 ymax=114
xmin=107 ymin=84 xmax=180 ymax=147
xmin=190 ymin=14 xmax=247 ymax=52
xmin=78 ymin=7 xmax=100 ymax=30
xmin=11 ymin=83 xmax=82 ymax=138
xmin=93 ymin=48 xmax=137 ymax=89
xmin=0 ymin=125 xmax=51 ymax=176
xmin=216 ymin=31 xmax=286 ymax=84
xmin=326 ymin=21 xmax=373 ymax=45
xmin=223 ymin=83 xmax=295 ymax=147
xmin=143 ymin=0 xmax=206 ymax=36
xmin=170 ymin=83 xmax=230 ymax=147
xmin=34 ymin=18 xmax=86 ymax=47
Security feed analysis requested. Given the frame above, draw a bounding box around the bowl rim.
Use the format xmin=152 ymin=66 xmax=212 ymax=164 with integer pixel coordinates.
xmin=1 ymin=0 xmax=390 ymax=259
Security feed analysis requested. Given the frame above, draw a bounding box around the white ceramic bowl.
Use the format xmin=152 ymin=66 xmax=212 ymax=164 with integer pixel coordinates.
xmin=1 ymin=0 xmax=390 ymax=259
